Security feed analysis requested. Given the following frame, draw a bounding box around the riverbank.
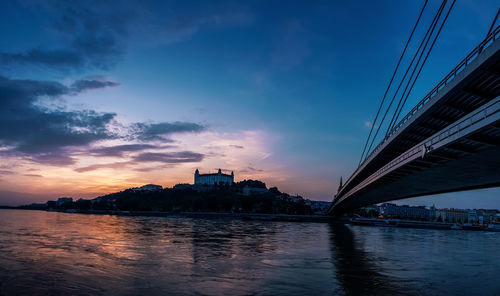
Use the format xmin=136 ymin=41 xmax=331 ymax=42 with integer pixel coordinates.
xmin=4 ymin=208 xmax=499 ymax=231
xmin=349 ymin=217 xmax=500 ymax=232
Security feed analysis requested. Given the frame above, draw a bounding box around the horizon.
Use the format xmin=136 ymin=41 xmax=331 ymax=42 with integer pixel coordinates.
xmin=3 ymin=176 xmax=500 ymax=211
xmin=0 ymin=0 xmax=499 ymax=209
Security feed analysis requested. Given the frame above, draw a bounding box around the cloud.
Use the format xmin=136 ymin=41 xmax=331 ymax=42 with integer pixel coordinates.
xmin=132 ymin=122 xmax=206 ymax=141
xmin=1 ymin=48 xmax=83 ymax=70
xmin=0 ymin=76 xmax=206 ymax=167
xmin=1 ymin=1 xmax=132 ymax=71
xmin=70 ymin=79 xmax=120 ymax=92
xmin=364 ymin=121 xmax=378 ymax=129
xmin=23 ymin=174 xmax=43 ymax=178
xmin=0 ymin=76 xmax=116 ymax=165
xmin=88 ymin=144 xmax=163 ymax=157
xmin=247 ymin=166 xmax=264 ymax=172
xmin=75 ymin=150 xmax=202 ymax=172
xmin=0 ymin=170 xmax=15 ymax=175
xmin=133 ymin=151 xmax=204 ymax=163
xmin=1 ymin=1 xmax=253 ymax=72
xmin=143 ymin=2 xmax=254 ymax=45
xmin=28 ymin=152 xmax=77 ymax=166
xmin=229 ymin=144 xmax=244 ymax=149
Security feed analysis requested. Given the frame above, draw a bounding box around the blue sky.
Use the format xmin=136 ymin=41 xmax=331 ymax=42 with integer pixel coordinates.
xmin=0 ymin=0 xmax=498 ymax=208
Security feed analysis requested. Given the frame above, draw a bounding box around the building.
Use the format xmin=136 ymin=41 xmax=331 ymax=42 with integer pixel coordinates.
xmin=173 ymin=184 xmax=192 ymax=190
xmin=242 ymin=185 xmax=268 ymax=196
xmin=194 ymin=169 xmax=234 ymax=185
xmin=438 ymin=209 xmax=469 ymax=223
xmin=476 ymin=209 xmax=499 ymax=224
xmin=309 ymin=201 xmax=332 ymax=214
xmin=429 ymin=204 xmax=438 ymax=221
xmin=131 ymin=184 xmax=163 ymax=192
xmin=56 ymin=197 xmax=73 ymax=206
xmin=468 ymin=210 xmax=478 ymax=224
xmin=361 ymin=204 xmax=379 ymax=214
xmin=380 ymin=203 xmax=431 ymax=220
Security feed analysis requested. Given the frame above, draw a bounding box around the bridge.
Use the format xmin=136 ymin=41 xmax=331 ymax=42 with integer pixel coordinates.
xmin=329 ymin=25 xmax=500 ymax=215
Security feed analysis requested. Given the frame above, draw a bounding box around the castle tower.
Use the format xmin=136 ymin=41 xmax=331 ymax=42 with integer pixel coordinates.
xmin=231 ymin=171 xmax=234 ymax=183
xmin=194 ymin=169 xmax=199 ymax=184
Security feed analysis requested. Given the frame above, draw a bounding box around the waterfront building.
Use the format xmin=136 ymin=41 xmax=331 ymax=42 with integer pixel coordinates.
xmin=362 ymin=204 xmax=379 ymax=213
xmin=468 ymin=210 xmax=478 ymax=223
xmin=131 ymin=184 xmax=163 ymax=192
xmin=438 ymin=209 xmax=469 ymax=223
xmin=476 ymin=209 xmax=499 ymax=224
xmin=309 ymin=201 xmax=332 ymax=214
xmin=194 ymin=169 xmax=234 ymax=185
xmin=380 ymin=203 xmax=430 ymax=220
xmin=429 ymin=204 xmax=438 ymax=221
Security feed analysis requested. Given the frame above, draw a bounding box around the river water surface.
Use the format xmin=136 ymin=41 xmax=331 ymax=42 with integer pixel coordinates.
xmin=0 ymin=209 xmax=498 ymax=295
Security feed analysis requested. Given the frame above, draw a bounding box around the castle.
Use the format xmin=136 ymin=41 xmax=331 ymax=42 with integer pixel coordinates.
xmin=194 ymin=168 xmax=234 ymax=185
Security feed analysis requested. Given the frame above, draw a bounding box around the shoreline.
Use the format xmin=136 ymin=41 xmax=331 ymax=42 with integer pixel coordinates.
xmin=349 ymin=217 xmax=500 ymax=232
xmin=2 ymin=208 xmax=499 ymax=232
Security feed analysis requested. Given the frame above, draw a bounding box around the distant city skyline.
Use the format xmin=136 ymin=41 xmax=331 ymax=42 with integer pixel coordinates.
xmin=0 ymin=0 xmax=498 ymax=208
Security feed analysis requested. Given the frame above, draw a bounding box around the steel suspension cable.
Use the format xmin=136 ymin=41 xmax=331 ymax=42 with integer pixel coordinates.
xmin=358 ymin=0 xmax=429 ymax=166
xmin=386 ymin=0 xmax=456 ymax=135
xmin=487 ymin=8 xmax=500 ymax=36
xmin=384 ymin=0 xmax=450 ymax=136
xmin=362 ymin=0 xmax=447 ymax=163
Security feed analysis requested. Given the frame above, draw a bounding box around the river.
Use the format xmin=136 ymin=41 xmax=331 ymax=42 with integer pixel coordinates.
xmin=0 ymin=209 xmax=498 ymax=295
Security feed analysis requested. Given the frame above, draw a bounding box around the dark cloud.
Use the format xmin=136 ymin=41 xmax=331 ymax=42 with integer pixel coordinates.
xmin=0 ymin=170 xmax=15 ymax=175
xmin=133 ymin=151 xmax=204 ymax=163
xmin=229 ymin=144 xmax=244 ymax=149
xmin=0 ymin=76 xmax=205 ymax=166
xmin=240 ymin=166 xmax=264 ymax=173
xmin=1 ymin=1 xmax=254 ymax=72
xmin=0 ymin=76 xmax=116 ymax=165
xmin=75 ymin=149 xmax=201 ymax=173
xmin=28 ymin=152 xmax=77 ymax=166
xmin=1 ymin=1 xmax=132 ymax=71
xmin=89 ymin=144 xmax=160 ymax=157
xmin=70 ymin=79 xmax=120 ymax=92
xmin=133 ymin=122 xmax=205 ymax=141
xmin=74 ymin=150 xmax=203 ymax=172
xmin=23 ymin=174 xmax=43 ymax=178
xmin=1 ymin=48 xmax=83 ymax=70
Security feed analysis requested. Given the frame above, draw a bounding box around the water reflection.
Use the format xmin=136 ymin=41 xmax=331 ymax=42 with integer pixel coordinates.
xmin=328 ymin=223 xmax=408 ymax=295
xmin=0 ymin=210 xmax=499 ymax=295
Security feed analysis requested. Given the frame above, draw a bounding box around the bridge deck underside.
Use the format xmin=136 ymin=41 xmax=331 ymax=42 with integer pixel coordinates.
xmin=331 ymin=122 xmax=500 ymax=214
xmin=337 ymin=41 xmax=500 ymax=201
xmin=330 ymin=32 xmax=500 ymax=215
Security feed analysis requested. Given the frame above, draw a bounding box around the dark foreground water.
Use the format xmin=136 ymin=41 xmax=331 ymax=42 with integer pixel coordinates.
xmin=0 ymin=210 xmax=499 ymax=295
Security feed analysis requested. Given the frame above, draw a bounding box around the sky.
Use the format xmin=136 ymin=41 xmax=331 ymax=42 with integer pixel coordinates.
xmin=0 ymin=0 xmax=498 ymax=208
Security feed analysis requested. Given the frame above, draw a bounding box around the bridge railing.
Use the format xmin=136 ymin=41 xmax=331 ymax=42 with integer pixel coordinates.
xmin=360 ymin=25 xmax=500 ymax=168
xmin=335 ymin=97 xmax=500 ymax=207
